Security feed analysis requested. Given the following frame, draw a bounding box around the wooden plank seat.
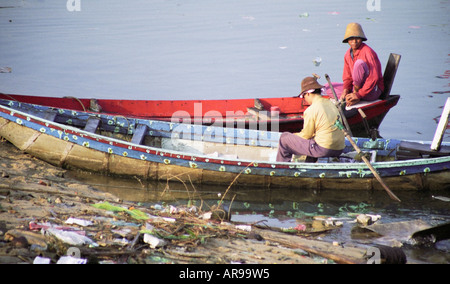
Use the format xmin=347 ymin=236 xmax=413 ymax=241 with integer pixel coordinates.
xmin=43 ymin=110 xmax=58 ymax=121
xmin=131 ymin=124 xmax=149 ymax=145
xmin=396 ymin=141 xmax=450 ymax=160
xmin=84 ymin=116 xmax=101 ymax=133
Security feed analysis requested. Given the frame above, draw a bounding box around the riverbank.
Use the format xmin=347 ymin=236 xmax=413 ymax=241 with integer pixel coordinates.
xmin=1 ymin=138 xmax=376 ymax=264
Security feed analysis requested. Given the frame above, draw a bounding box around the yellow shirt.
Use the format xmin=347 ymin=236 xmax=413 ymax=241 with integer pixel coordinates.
xmin=296 ymin=96 xmax=345 ymax=150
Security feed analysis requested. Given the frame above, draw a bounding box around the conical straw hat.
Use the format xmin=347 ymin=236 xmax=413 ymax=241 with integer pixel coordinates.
xmin=342 ymin=23 xmax=367 ymax=43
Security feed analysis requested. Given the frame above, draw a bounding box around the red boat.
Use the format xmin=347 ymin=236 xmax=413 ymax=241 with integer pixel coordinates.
xmin=0 ymin=53 xmax=401 ymax=137
xmin=0 ymin=92 xmax=399 ymax=136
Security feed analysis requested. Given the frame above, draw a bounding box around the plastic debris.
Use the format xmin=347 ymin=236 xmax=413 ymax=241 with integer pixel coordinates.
xmin=33 ymin=256 xmax=51 ymax=264
xmin=112 ymin=238 xmax=131 ymax=246
xmin=91 ymin=202 xmax=149 ymax=220
xmin=46 ymin=228 xmax=99 ymax=247
xmin=294 ymin=224 xmax=307 ymax=231
xmin=242 ymin=16 xmax=255 ymax=21
xmin=200 ymin=212 xmax=212 ymax=220
xmin=143 ymin=234 xmax=167 ymax=249
xmin=110 ymin=220 xmax=141 ymax=227
xmin=65 ymin=217 xmax=93 ymax=227
xmin=0 ymin=67 xmax=12 ymax=73
xmin=313 ymin=57 xmax=322 ymax=67
xmin=29 ymin=221 xmax=84 ymax=233
xmin=299 ymin=12 xmax=309 ymax=18
xmin=235 ymin=225 xmax=252 ymax=232
xmin=147 ymin=214 xmax=176 ymax=223
xmin=57 ymin=256 xmax=87 ymax=264
xmin=432 ymin=195 xmax=450 ymax=202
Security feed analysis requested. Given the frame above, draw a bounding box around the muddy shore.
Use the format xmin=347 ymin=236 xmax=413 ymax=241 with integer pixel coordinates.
xmin=0 ymin=138 xmax=378 ymax=264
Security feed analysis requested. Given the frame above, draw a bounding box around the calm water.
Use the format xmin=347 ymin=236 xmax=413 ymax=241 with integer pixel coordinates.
xmin=0 ymin=0 xmax=449 ymax=140
xmin=1 ymin=0 xmax=449 ymax=263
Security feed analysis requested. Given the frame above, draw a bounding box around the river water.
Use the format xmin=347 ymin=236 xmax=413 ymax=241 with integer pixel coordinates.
xmin=1 ymin=0 xmax=449 ymax=263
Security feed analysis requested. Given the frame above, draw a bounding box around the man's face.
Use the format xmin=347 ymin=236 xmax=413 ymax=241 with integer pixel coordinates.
xmin=348 ymin=37 xmax=363 ymax=51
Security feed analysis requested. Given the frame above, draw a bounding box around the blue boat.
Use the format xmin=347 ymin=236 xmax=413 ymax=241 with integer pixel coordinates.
xmin=0 ymin=99 xmax=449 ymax=191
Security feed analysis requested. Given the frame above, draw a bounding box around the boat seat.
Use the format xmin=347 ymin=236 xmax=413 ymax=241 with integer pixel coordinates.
xmin=396 ymin=141 xmax=450 ymax=160
xmin=379 ymin=53 xmax=401 ymax=100
xmin=84 ymin=116 xmax=101 ymax=133
xmin=43 ymin=110 xmax=58 ymax=121
xmin=131 ymin=124 xmax=149 ymax=145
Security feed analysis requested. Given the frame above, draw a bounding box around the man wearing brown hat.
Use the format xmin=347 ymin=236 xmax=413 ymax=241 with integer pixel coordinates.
xmin=276 ymin=77 xmax=345 ymax=162
xmin=342 ymin=23 xmax=384 ymax=106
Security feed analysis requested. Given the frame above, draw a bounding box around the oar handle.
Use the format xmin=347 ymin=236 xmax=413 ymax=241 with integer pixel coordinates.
xmin=325 ymin=74 xmax=353 ymax=136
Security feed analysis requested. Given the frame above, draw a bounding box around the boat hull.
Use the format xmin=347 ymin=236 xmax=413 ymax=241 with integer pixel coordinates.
xmin=0 ymin=101 xmax=448 ymax=191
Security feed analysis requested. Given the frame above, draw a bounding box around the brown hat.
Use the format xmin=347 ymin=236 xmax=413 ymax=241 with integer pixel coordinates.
xmin=300 ymin=77 xmax=324 ymax=97
xmin=342 ymin=23 xmax=367 ymax=43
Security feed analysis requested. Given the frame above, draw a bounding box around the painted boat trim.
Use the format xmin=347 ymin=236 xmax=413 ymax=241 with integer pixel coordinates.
xmin=0 ymin=103 xmax=449 ymax=188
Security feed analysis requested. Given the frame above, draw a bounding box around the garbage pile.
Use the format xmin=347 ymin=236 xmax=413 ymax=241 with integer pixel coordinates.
xmin=1 ymin=198 xmax=262 ymax=264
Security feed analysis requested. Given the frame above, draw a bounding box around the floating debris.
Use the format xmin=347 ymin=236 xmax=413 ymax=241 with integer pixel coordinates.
xmin=299 ymin=12 xmax=309 ymax=18
xmin=432 ymin=91 xmax=450 ymax=94
xmin=313 ymin=57 xmax=322 ymax=67
xmin=0 ymin=67 xmax=11 ymax=73
xmin=242 ymin=16 xmax=255 ymax=21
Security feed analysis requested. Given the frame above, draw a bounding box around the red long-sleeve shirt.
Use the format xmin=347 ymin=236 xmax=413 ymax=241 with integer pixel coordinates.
xmin=343 ymin=43 xmax=384 ymax=99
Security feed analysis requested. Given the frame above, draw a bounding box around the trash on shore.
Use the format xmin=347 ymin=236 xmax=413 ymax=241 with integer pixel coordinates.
xmin=355 ymin=214 xmax=381 ymax=226
xmin=65 ymin=217 xmax=94 ymax=227
xmin=432 ymin=195 xmax=450 ymax=202
xmin=0 ymin=139 xmax=445 ymax=264
xmin=351 ymin=219 xmax=433 ymax=247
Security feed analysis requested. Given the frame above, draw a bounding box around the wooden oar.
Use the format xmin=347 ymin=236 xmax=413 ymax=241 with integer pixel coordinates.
xmin=334 ymin=118 xmax=401 ymax=202
xmin=324 ymin=74 xmax=353 ymax=136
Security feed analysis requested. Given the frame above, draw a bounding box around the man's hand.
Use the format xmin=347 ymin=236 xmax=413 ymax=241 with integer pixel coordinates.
xmin=345 ymin=92 xmax=360 ymax=106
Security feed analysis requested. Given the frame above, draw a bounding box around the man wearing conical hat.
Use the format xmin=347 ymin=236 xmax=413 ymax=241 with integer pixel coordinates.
xmin=342 ymin=23 xmax=384 ymax=106
xmin=276 ymin=76 xmax=345 ymax=162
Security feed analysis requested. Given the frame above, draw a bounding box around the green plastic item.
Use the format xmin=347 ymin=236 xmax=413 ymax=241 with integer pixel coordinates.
xmin=92 ymin=202 xmax=149 ymax=220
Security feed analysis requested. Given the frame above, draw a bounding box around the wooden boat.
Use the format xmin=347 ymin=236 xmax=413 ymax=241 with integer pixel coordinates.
xmin=0 ymin=53 xmax=402 ymax=137
xmin=0 ymin=98 xmax=448 ymax=191
xmin=0 ymin=92 xmax=400 ymax=137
